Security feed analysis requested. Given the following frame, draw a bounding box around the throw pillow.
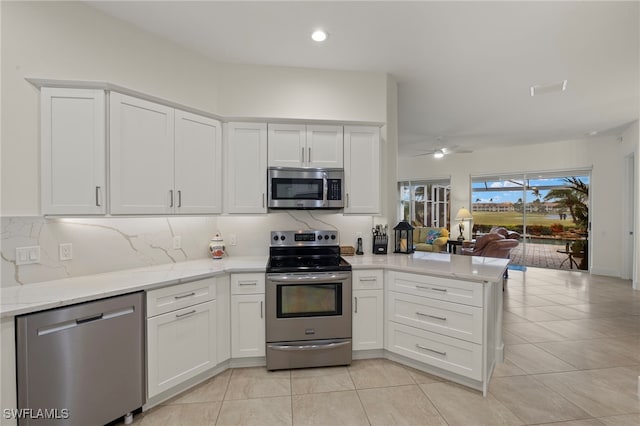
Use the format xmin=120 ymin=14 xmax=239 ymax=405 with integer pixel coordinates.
xmin=426 ymin=229 xmax=441 ymax=244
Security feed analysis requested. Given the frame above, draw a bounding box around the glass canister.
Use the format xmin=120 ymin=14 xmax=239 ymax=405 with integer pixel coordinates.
xmin=208 ymin=232 xmax=225 ymax=259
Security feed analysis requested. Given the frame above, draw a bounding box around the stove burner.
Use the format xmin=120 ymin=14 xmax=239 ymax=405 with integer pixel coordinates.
xmin=267 ymin=230 xmax=351 ymax=273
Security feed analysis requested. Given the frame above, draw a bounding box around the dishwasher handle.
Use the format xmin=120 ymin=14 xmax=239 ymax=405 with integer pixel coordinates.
xmin=76 ymin=313 xmax=103 ymax=324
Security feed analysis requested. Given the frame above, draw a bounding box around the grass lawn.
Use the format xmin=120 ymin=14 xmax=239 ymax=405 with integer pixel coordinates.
xmin=472 ymin=212 xmax=577 ymax=228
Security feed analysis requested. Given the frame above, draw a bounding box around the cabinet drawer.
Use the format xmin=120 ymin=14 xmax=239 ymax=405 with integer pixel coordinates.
xmin=387 ymin=291 xmax=482 ymax=344
xmin=387 ymin=322 xmax=482 ymax=381
xmin=231 ymin=273 xmax=265 ymax=295
xmin=387 ymin=271 xmax=484 ymax=307
xmin=147 ymin=277 xmax=216 ymax=317
xmin=353 ymin=269 xmax=383 ymax=290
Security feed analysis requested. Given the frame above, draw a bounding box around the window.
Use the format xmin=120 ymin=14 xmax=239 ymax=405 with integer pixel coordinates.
xmin=398 ymin=180 xmax=450 ymax=227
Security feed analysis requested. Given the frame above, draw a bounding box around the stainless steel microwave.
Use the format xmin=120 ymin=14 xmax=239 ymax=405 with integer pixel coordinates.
xmin=268 ymin=167 xmax=344 ymax=209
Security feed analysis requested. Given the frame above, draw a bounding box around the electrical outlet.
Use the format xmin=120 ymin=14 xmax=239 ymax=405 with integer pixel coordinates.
xmin=59 ymin=243 xmax=73 ymax=261
xmin=16 ymin=246 xmax=40 ymax=265
xmin=173 ymin=236 xmax=182 ymax=249
xmin=229 ymin=234 xmax=237 ymax=246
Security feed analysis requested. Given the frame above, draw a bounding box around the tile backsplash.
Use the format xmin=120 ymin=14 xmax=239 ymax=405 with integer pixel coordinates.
xmin=1 ymin=212 xmax=376 ymax=287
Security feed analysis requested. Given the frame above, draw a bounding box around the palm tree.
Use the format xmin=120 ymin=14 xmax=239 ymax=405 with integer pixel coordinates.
xmin=543 ymin=177 xmax=589 ymax=231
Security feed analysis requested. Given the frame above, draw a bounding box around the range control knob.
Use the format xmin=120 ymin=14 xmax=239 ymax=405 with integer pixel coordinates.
xmin=331 ymin=234 xmax=336 ymax=240
xmin=280 ymin=235 xmax=286 ymax=241
xmin=273 ymin=235 xmax=279 ymax=241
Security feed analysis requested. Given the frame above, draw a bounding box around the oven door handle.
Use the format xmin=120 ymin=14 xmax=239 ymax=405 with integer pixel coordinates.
xmin=267 ymin=340 xmax=350 ymax=352
xmin=267 ymin=272 xmax=351 ymax=283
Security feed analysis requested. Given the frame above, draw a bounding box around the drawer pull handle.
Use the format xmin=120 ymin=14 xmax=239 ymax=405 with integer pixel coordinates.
xmin=416 ymin=312 xmax=447 ymax=321
xmin=354 ymin=296 xmax=358 ymax=313
xmin=416 ymin=285 xmax=447 ymax=293
xmin=239 ymin=281 xmax=257 ymax=286
xmin=175 ymin=309 xmax=197 ymax=319
xmin=174 ymin=292 xmax=196 ymax=300
xmin=260 ymin=301 xmax=263 ymax=319
xmin=415 ymin=344 xmax=447 ymax=356
xmin=359 ymin=277 xmax=377 ymax=282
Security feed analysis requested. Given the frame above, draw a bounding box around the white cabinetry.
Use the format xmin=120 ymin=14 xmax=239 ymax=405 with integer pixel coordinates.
xmin=146 ymin=278 xmax=217 ymax=398
xmin=268 ymin=124 xmax=343 ymax=168
xmin=225 ymin=123 xmax=268 ymax=213
xmin=230 ymin=273 xmax=265 ymax=358
xmin=352 ymin=270 xmax=384 ymax=351
xmin=41 ymin=88 xmax=106 ymax=215
xmin=386 ymin=270 xmax=499 ymax=394
xmin=344 ymin=126 xmax=380 ymax=214
xmin=110 ymin=93 xmax=221 ymax=214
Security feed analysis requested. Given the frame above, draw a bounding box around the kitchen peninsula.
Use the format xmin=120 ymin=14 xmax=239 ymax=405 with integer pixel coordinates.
xmin=1 ymin=252 xmax=507 ymax=424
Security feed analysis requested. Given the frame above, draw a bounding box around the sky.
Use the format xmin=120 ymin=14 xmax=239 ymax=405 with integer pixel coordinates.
xmin=471 ymin=176 xmax=590 ymax=204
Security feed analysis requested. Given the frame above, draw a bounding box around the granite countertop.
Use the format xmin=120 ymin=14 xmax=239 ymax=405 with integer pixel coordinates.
xmin=1 ymin=253 xmax=508 ymax=318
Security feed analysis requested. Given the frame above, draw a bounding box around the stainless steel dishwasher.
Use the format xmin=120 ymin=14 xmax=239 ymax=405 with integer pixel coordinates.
xmin=16 ymin=292 xmax=145 ymax=425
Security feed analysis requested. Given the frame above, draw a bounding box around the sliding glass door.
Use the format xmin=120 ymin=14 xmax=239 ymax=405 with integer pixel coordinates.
xmin=471 ymin=171 xmax=590 ymax=271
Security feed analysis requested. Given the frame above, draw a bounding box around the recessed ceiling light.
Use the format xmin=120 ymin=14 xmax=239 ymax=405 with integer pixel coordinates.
xmin=587 ymin=130 xmax=598 ymax=136
xmin=530 ymin=80 xmax=568 ymax=96
xmin=311 ymin=29 xmax=328 ymax=42
xmin=433 ymin=150 xmax=444 ymax=159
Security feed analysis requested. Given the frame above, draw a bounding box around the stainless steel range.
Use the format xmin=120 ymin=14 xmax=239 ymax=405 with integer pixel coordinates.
xmin=266 ymin=230 xmax=352 ymax=370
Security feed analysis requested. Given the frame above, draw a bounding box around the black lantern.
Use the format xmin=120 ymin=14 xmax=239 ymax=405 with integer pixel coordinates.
xmin=393 ymin=220 xmax=415 ymax=254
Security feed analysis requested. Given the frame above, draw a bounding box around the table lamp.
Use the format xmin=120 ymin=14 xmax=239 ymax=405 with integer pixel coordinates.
xmin=455 ymin=207 xmax=473 ymax=241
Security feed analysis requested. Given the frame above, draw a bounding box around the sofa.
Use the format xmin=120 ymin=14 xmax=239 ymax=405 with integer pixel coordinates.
xmin=460 ymin=232 xmax=519 ymax=259
xmin=414 ymin=227 xmax=449 ymax=253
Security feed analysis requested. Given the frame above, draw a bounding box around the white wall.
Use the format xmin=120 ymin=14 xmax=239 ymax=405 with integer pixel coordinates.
xmin=398 ymin=130 xmax=636 ymax=279
xmin=218 ymin=63 xmax=387 ymax=123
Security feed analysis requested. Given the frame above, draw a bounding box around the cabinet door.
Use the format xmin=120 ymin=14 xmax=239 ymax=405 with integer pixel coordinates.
xmin=110 ymin=93 xmax=174 ymax=214
xmin=344 ymin=126 xmax=380 ymax=214
xmin=306 ymin=125 xmax=343 ymax=168
xmin=174 ymin=110 xmax=222 ymax=214
xmin=231 ymin=294 xmax=265 ymax=358
xmin=41 ymin=88 xmax=106 ymax=215
xmin=353 ymin=289 xmax=384 ymax=350
xmin=267 ymin=123 xmax=305 ymax=168
xmin=224 ymin=122 xmax=267 ymax=213
xmin=147 ymin=300 xmax=217 ymax=398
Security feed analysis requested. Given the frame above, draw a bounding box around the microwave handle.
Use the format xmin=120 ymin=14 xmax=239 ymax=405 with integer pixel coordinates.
xmin=322 ymin=172 xmax=328 ymax=207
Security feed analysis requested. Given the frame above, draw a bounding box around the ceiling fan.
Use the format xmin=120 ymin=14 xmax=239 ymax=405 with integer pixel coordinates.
xmin=413 ymin=145 xmax=474 ymax=158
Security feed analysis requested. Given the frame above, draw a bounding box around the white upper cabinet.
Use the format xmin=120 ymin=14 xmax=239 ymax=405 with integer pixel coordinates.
xmin=110 ymin=92 xmax=221 ymax=214
xmin=344 ymin=126 xmax=381 ymax=214
xmin=174 ymin=110 xmax=222 ymax=214
xmin=224 ymin=122 xmax=268 ymax=213
xmin=41 ymin=88 xmax=106 ymax=215
xmin=268 ymin=124 xmax=343 ymax=168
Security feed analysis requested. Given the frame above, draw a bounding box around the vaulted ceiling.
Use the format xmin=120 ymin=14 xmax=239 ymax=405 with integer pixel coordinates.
xmin=88 ymin=1 xmax=639 ymax=157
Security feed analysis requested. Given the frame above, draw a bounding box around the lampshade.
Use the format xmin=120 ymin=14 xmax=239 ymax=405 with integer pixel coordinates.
xmin=455 ymin=207 xmax=473 ymax=221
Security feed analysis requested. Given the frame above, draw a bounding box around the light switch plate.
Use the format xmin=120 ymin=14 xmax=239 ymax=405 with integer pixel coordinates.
xmin=59 ymin=243 xmax=73 ymax=261
xmin=16 ymin=246 xmax=40 ymax=265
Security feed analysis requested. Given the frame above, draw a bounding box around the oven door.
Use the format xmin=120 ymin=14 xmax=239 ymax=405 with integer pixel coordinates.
xmin=266 ymin=271 xmax=351 ymax=343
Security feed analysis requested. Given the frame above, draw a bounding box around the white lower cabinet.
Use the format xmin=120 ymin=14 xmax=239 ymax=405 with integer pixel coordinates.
xmin=230 ymin=273 xmax=265 ymax=358
xmin=385 ymin=270 xmax=499 ymax=394
xmin=146 ymin=278 xmax=217 ymax=398
xmin=353 ymin=289 xmax=383 ymax=350
xmin=352 ymin=270 xmax=384 ymax=351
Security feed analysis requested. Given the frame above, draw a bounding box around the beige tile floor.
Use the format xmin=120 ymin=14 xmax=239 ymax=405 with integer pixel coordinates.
xmin=129 ymin=267 xmax=640 ymax=425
